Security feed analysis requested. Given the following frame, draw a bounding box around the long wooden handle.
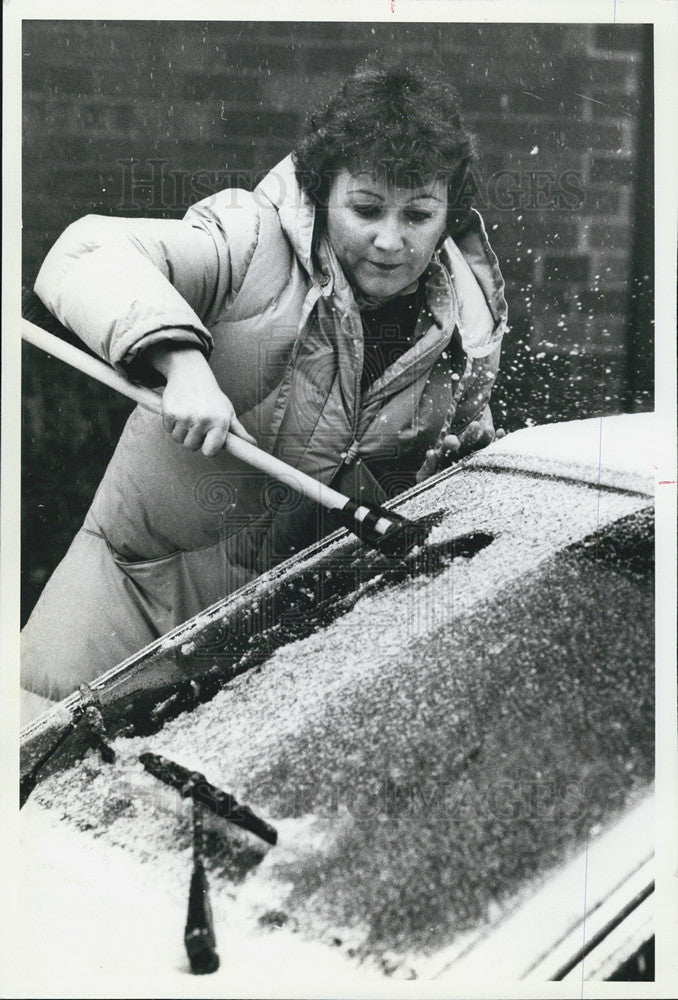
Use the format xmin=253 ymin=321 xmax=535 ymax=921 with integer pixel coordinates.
xmin=21 ymin=318 xmax=351 ymax=512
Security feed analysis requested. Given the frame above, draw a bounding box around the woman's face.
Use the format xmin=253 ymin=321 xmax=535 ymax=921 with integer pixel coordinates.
xmin=326 ymin=168 xmax=448 ymax=300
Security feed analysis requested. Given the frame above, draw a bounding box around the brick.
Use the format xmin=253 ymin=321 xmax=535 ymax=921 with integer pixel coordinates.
xmin=490 ymin=217 xmax=581 ymax=257
xmin=238 ymin=21 xmax=391 ymax=47
xmin=531 ymin=303 xmax=596 ymax=343
xmin=25 ymin=98 xmax=137 ymax=136
xmin=486 ymin=72 xmax=586 ymax=117
xmin=483 ymin=213 xmax=530 ymax=246
xmin=171 ymin=103 xmax=299 ymax=143
xmin=182 ymin=72 xmax=265 ymax=103
xmin=260 ymin=70 xmax=342 ymax=113
xmin=253 ymin=23 xmax=361 ymax=43
xmin=111 ymin=158 xmax=187 ymax=212
xmin=590 ymin=254 xmax=630 ymax=285
xmin=24 ymin=20 xmax=149 ymax=60
xmin=51 ymin=165 xmax=125 ymax=202
xmin=90 ymin=64 xmax=179 ymax=97
xmin=594 ymin=24 xmax=648 ymax=52
xmin=501 ymin=257 xmax=536 ymax=284
xmin=437 ymin=23 xmax=492 ymax=52
xmin=171 ymin=146 xmax=244 ymax=174
xmin=23 ymin=199 xmax=91 ymax=234
xmin=503 ymin=89 xmax=561 ymax=115
xmin=462 ymin=83 xmax=506 ymax=114
xmin=302 ymin=44 xmax=376 ymax=75
xmin=156 ymin=102 xmax=227 ymax=142
xmin=383 ymin=22 xmax=448 ymax=48
xmin=227 ymin=110 xmax=300 ymax=143
xmin=468 ymin=118 xmax=544 ymax=153
xmin=587 ymin=90 xmax=642 ymax=119
xmin=555 ymin=121 xmax=624 ymax=152
xmin=177 ymin=142 xmax=259 ymax=173
xmin=628 ymin=272 xmax=654 ymax=294
xmin=21 ymin=25 xmax=643 ymax=360
xmin=531 ymin=23 xmax=578 ymax=52
xmin=307 ymin=22 xmax=431 ymax=53
xmin=549 ymin=289 xmax=577 ymax=313
xmin=441 ymin=23 xmax=574 ymax=62
xmin=533 ymin=218 xmax=584 ymax=247
xmin=566 ymin=53 xmax=637 ymax=89
xmin=582 ymin=314 xmax=629 ymax=352
xmin=179 ymin=41 xmax=292 ymax=82
xmin=23 ymin=61 xmax=93 ymax=96
xmin=585 ymin=222 xmax=633 ymax=250
xmin=476 ymin=152 xmax=511 ymax=179
xmin=589 ymin=156 xmax=635 ymax=185
xmin=222 ymin=40 xmax=302 ymax=73
xmin=112 ymin=156 xmax=233 ymax=214
xmin=137 ymin=31 xmax=231 ymax=69
xmin=480 ymin=119 xmax=623 ymax=162
xmin=502 ymin=295 xmax=533 ymax=324
xmin=584 ymin=188 xmax=623 ymax=215
xmin=35 ymin=137 xmax=145 ymax=168
xmin=88 ymin=103 xmax=138 ymax=132
xmin=577 ymin=288 xmax=630 ymax=315
xmin=542 ymin=323 xmax=595 ymax=351
xmin=544 ymin=255 xmax=590 ymax=284
xmin=474 ymin=167 xmax=585 ymax=214
xmin=180 ymin=167 xmax=266 ymax=209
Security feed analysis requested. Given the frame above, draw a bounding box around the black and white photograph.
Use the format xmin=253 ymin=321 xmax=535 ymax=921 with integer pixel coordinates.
xmin=2 ymin=2 xmax=677 ymax=996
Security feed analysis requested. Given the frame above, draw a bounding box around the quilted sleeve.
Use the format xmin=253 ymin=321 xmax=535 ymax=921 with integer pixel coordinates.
xmin=34 ymin=195 xmax=260 ymax=378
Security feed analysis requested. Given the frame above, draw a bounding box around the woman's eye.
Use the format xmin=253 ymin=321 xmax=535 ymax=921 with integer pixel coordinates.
xmin=405 ymin=210 xmax=432 ymax=223
xmin=352 ymin=205 xmax=381 ymax=218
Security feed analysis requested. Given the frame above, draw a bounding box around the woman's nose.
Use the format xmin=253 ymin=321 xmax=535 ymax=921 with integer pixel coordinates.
xmin=373 ymin=217 xmax=405 ymax=252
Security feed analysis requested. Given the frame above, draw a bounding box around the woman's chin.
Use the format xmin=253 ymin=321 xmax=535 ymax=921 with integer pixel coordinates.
xmin=353 ymin=273 xmax=411 ymax=302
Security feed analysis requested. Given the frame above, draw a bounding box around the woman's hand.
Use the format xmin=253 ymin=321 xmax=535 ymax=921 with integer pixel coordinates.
xmin=146 ymin=343 xmax=257 ymax=457
xmin=415 ymin=406 xmax=505 ymax=483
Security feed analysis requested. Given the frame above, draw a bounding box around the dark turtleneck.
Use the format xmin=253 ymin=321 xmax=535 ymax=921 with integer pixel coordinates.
xmin=358 ymin=281 xmax=426 ymax=392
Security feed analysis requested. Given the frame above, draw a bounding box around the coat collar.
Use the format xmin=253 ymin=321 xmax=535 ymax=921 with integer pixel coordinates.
xmin=440 ymin=208 xmax=509 ymax=354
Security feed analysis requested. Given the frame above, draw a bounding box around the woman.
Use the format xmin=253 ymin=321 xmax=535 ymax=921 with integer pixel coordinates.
xmin=21 ymin=59 xmax=508 ymax=719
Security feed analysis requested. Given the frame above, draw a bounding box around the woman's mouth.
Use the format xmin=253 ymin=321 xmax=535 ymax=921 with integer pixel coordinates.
xmin=367 ymin=261 xmax=402 ymax=272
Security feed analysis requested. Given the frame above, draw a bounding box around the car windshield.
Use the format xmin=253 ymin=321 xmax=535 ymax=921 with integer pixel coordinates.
xmin=26 ymin=463 xmax=653 ymax=974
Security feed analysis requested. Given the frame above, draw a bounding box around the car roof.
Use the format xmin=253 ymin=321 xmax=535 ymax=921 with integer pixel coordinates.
xmin=469 ymin=412 xmax=655 ymax=496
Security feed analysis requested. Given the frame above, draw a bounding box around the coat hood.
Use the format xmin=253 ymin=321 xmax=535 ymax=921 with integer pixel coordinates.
xmin=254 ymin=155 xmax=318 ymax=278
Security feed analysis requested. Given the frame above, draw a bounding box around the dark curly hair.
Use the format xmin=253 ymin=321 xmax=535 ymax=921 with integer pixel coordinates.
xmin=292 ymin=57 xmax=478 ymax=237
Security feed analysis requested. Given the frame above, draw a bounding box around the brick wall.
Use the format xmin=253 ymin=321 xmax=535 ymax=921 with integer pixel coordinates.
xmin=21 ymin=20 xmax=653 ymax=619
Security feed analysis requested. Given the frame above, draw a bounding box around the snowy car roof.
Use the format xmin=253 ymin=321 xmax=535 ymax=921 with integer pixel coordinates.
xmin=469 ymin=412 xmax=655 ymax=496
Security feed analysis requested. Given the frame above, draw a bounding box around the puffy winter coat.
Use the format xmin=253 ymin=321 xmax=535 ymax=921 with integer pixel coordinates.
xmin=22 ymin=155 xmax=508 ymax=704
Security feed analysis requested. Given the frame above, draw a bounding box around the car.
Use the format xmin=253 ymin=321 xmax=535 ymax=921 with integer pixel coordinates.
xmin=18 ymin=412 xmax=656 ymax=991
